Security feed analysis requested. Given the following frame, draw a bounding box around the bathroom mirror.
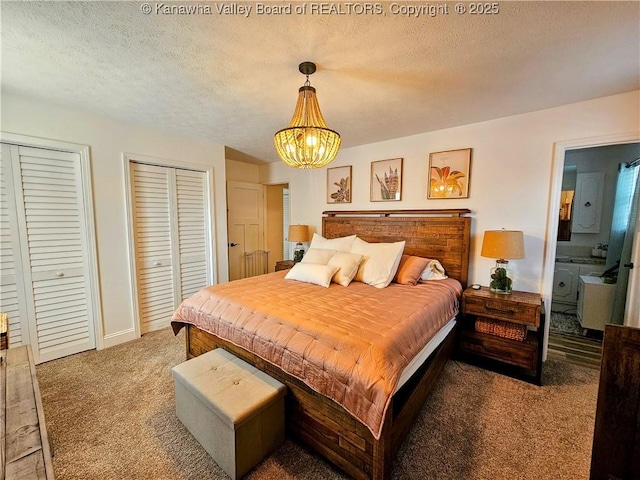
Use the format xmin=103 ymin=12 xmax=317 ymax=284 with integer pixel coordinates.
xmin=558 ymin=165 xmax=578 ymax=241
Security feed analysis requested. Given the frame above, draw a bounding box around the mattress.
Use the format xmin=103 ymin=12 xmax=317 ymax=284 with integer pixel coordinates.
xmin=394 ymin=317 xmax=456 ymax=393
xmin=172 ymin=271 xmax=462 ymax=439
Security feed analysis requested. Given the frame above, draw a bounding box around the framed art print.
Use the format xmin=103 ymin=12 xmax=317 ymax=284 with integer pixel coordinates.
xmin=427 ymin=148 xmax=472 ymax=199
xmin=326 ymin=165 xmax=352 ymax=203
xmin=370 ymin=158 xmax=402 ymax=202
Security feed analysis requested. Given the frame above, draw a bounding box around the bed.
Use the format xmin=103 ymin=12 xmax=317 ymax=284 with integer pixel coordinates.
xmin=171 ymin=209 xmax=471 ymax=480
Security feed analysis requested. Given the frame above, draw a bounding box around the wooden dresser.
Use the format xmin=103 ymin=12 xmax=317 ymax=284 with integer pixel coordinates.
xmin=590 ymin=324 xmax=640 ymax=479
xmin=1 ymin=345 xmax=54 ymax=479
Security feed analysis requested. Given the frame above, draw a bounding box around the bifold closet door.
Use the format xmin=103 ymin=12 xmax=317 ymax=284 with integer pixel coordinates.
xmin=175 ymin=169 xmax=209 ymax=300
xmin=0 ymin=146 xmax=28 ymax=347
xmin=131 ymin=163 xmax=175 ymax=333
xmin=1 ymin=143 xmax=96 ymax=363
xmin=130 ymin=163 xmax=210 ymax=333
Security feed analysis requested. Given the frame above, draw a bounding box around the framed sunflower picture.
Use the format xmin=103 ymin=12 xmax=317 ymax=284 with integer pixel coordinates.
xmin=370 ymin=158 xmax=403 ymax=202
xmin=327 ymin=165 xmax=352 ymax=203
xmin=427 ymin=148 xmax=472 ymax=199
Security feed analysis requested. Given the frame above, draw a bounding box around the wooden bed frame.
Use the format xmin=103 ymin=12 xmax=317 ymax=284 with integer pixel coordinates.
xmin=179 ymin=209 xmax=471 ymax=480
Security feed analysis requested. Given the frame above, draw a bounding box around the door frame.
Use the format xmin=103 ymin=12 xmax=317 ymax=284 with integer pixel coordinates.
xmin=542 ymin=131 xmax=640 ymax=359
xmin=123 ymin=153 xmax=217 ymax=339
xmin=0 ymin=131 xmax=104 ymax=351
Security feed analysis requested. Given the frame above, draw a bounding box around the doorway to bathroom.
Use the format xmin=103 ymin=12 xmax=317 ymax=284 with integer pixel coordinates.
xmin=548 ymin=142 xmax=640 ymax=368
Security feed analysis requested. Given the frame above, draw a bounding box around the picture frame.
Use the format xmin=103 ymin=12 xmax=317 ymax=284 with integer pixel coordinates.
xmin=370 ymin=158 xmax=403 ymax=202
xmin=427 ymin=148 xmax=472 ymax=199
xmin=326 ymin=165 xmax=352 ymax=203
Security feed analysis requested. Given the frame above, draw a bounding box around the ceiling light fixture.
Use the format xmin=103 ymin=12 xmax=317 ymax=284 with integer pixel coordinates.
xmin=274 ymin=62 xmax=341 ymax=169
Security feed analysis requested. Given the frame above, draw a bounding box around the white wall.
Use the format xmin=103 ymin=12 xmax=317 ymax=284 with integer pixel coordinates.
xmin=1 ymin=93 xmax=228 ymax=347
xmin=260 ymin=91 xmax=640 ymax=297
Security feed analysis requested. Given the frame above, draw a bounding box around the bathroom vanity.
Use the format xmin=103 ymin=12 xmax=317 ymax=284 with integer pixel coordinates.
xmin=552 ymin=257 xmax=606 ymax=312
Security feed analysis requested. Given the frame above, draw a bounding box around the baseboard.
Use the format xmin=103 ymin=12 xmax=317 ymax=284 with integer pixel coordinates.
xmin=102 ymin=328 xmax=138 ymax=349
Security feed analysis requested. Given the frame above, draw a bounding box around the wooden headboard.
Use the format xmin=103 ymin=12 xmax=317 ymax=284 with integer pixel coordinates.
xmin=322 ymin=209 xmax=471 ymax=287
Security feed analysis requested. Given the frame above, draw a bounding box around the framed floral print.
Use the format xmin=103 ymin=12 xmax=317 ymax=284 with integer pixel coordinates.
xmin=370 ymin=158 xmax=402 ymax=202
xmin=327 ymin=165 xmax=352 ymax=203
xmin=427 ymin=148 xmax=472 ymax=199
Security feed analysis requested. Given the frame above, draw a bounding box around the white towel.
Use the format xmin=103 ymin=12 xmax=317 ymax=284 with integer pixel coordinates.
xmin=420 ymin=259 xmax=448 ymax=281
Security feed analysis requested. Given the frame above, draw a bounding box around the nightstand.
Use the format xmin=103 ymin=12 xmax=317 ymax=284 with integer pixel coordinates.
xmin=457 ymin=287 xmax=544 ymax=385
xmin=275 ymin=260 xmax=294 ymax=272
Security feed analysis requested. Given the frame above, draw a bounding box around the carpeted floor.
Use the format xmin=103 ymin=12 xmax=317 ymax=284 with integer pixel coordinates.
xmin=36 ymin=328 xmax=599 ymax=480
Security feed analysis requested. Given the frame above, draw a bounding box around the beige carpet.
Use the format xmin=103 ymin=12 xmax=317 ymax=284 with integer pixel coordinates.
xmin=36 ymin=328 xmax=599 ymax=480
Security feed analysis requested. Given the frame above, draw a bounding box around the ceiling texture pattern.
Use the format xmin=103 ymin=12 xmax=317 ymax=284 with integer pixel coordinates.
xmin=2 ymin=1 xmax=639 ymax=163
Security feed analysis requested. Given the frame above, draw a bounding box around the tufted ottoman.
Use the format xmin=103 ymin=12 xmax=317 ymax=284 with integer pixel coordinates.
xmin=172 ymin=348 xmax=286 ymax=479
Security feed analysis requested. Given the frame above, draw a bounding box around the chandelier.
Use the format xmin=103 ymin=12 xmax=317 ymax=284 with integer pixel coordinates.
xmin=274 ymin=62 xmax=341 ymax=169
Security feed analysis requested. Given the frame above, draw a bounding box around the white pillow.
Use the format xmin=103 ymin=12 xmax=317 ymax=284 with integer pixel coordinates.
xmin=327 ymin=252 xmax=363 ymax=287
xmin=350 ymin=238 xmax=406 ymax=288
xmin=309 ymin=233 xmax=357 ymax=253
xmin=300 ymin=248 xmax=337 ymax=265
xmin=284 ymin=263 xmax=339 ymax=288
xmin=420 ymin=259 xmax=448 ymax=281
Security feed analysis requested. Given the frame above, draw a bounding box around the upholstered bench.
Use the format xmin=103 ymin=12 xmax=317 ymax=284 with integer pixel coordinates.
xmin=172 ymin=348 xmax=286 ymax=479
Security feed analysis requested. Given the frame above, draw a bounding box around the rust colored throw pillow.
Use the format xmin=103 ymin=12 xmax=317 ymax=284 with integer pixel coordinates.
xmin=394 ymin=255 xmax=429 ymax=285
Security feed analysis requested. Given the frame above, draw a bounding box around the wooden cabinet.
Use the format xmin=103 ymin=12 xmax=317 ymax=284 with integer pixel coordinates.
xmin=458 ymin=287 xmax=544 ymax=385
xmin=275 ymin=260 xmax=294 ymax=272
xmin=572 ymin=172 xmax=604 ymax=234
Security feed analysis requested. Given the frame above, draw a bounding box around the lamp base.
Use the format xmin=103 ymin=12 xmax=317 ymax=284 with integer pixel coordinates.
xmin=293 ymin=244 xmax=305 ymax=263
xmin=489 ymin=260 xmax=513 ymax=294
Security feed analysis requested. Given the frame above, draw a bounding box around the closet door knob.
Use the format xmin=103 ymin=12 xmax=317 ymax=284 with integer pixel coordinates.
xmin=558 ymin=281 xmax=565 ymax=287
xmin=584 ymin=201 xmax=591 ymax=207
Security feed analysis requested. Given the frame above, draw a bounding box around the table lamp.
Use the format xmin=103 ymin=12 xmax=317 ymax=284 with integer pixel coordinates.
xmin=480 ymin=229 xmax=525 ymax=294
xmin=288 ymin=224 xmax=310 ymax=263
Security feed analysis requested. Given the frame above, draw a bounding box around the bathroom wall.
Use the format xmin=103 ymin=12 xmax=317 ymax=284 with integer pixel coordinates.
xmin=558 ymin=143 xmax=640 ymax=257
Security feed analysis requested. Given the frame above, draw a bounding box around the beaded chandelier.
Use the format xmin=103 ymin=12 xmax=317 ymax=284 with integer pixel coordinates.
xmin=274 ymin=62 xmax=341 ymax=169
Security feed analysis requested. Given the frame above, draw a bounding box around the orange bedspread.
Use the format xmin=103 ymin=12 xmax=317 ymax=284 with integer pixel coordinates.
xmin=171 ymin=271 xmax=461 ymax=439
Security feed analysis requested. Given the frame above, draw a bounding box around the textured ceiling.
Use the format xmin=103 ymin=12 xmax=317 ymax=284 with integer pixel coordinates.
xmin=2 ymin=1 xmax=639 ymax=164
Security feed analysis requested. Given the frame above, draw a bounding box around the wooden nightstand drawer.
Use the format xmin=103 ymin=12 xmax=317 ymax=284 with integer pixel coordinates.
xmin=275 ymin=260 xmax=294 ymax=272
xmin=462 ymin=288 xmax=541 ymax=327
xmin=459 ymin=329 xmax=538 ymax=371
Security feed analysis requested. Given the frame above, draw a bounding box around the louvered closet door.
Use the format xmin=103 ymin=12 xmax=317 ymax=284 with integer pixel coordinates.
xmin=131 ymin=163 xmax=175 ymax=333
xmin=131 ymin=162 xmax=211 ymax=333
xmin=7 ymin=145 xmax=96 ymax=363
xmin=175 ymin=169 xmax=209 ymax=300
xmin=0 ymin=146 xmax=28 ymax=346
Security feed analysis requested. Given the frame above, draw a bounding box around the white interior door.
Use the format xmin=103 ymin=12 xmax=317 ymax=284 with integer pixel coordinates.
xmin=623 ymin=197 xmax=640 ymax=327
xmin=226 ymin=181 xmax=264 ymax=281
xmin=2 ymin=143 xmax=96 ymax=363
